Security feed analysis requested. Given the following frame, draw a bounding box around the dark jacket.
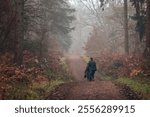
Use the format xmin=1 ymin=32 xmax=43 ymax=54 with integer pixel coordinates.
xmin=88 ymin=60 xmax=97 ymax=71
xmin=85 ymin=60 xmax=97 ymax=80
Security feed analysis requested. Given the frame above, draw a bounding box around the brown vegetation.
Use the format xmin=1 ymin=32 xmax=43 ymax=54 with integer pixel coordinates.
xmin=0 ymin=50 xmax=65 ymax=99
xmin=94 ymin=53 xmax=149 ymax=78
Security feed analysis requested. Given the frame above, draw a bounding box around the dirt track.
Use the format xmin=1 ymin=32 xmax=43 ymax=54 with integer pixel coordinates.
xmin=48 ymin=55 xmax=127 ymax=100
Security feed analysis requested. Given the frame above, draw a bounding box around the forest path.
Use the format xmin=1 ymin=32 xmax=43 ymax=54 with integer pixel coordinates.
xmin=48 ymin=54 xmax=127 ymax=100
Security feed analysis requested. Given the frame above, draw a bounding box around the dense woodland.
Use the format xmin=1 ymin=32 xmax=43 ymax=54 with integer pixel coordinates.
xmin=0 ymin=0 xmax=150 ymax=99
xmin=0 ymin=0 xmax=74 ymax=99
xmin=0 ymin=0 xmax=75 ymax=62
xmin=82 ymin=0 xmax=150 ymax=76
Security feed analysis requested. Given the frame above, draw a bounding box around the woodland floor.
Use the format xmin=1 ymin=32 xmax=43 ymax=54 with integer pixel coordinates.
xmin=48 ymin=55 xmax=138 ymax=100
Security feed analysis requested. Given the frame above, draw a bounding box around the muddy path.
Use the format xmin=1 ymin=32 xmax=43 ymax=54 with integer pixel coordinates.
xmin=48 ymin=55 xmax=128 ymax=100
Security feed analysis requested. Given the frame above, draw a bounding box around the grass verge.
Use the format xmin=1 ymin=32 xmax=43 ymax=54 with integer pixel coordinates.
xmin=5 ymin=78 xmax=66 ymax=100
xmin=116 ymin=77 xmax=150 ymax=99
xmin=28 ymin=80 xmax=65 ymax=100
xmin=4 ymin=56 xmax=71 ymax=100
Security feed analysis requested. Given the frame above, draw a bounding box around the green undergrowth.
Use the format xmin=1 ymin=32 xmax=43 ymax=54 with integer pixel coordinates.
xmin=60 ymin=57 xmax=69 ymax=72
xmin=40 ymin=57 xmax=72 ymax=99
xmin=116 ymin=77 xmax=150 ymax=99
xmin=28 ymin=80 xmax=65 ymax=100
xmin=5 ymin=57 xmax=72 ymax=100
xmin=6 ymin=80 xmax=65 ymax=100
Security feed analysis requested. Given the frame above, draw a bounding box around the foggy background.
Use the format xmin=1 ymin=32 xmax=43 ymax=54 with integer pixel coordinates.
xmin=69 ymin=0 xmax=93 ymax=54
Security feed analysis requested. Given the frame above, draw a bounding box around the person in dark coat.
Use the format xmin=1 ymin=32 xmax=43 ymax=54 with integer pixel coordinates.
xmin=85 ymin=57 xmax=97 ymax=81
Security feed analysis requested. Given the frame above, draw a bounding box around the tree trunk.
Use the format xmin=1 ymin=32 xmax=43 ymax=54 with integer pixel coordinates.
xmin=124 ymin=0 xmax=129 ymax=54
xmin=14 ymin=0 xmax=24 ymax=65
xmin=39 ymin=33 xmax=44 ymax=59
xmin=144 ymin=0 xmax=150 ymax=58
